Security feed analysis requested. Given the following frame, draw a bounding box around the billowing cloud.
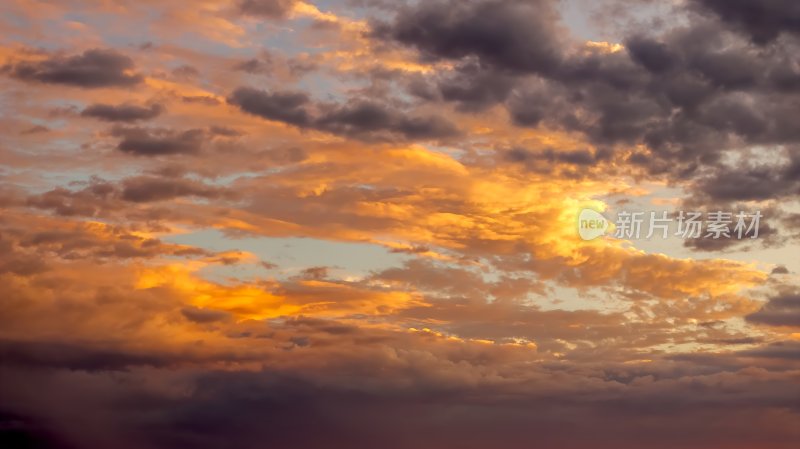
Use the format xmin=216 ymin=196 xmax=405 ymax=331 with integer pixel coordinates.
xmin=229 ymin=87 xmax=460 ymax=140
xmin=691 ymin=0 xmax=800 ymax=44
xmin=112 ymin=126 xmax=206 ymax=156
xmin=747 ymin=293 xmax=800 ymax=327
xmin=228 ymin=87 xmax=312 ymax=127
xmin=3 ymin=48 xmax=144 ymax=88
xmin=81 ymin=102 xmax=163 ymax=122
xmin=313 ymin=100 xmax=460 ymax=140
xmin=372 ymin=0 xmax=565 ymax=75
xmin=371 ymin=0 xmax=800 ymax=206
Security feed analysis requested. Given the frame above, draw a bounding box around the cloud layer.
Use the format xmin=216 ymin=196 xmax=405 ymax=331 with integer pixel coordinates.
xmin=1 ymin=0 xmax=799 ymax=448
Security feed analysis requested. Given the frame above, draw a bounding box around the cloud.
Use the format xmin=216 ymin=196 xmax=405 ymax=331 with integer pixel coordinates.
xmin=3 ymin=49 xmax=144 ymax=88
xmin=237 ymin=0 xmax=299 ymax=18
xmin=234 ymin=57 xmax=270 ymax=74
xmin=298 ymin=266 xmax=330 ymax=280
xmin=372 ymin=0 xmax=565 ymax=75
xmin=228 ymin=87 xmax=312 ymax=127
xmin=373 ymin=0 xmax=800 ymax=203
xmin=0 ymin=411 xmax=76 ymax=449
xmin=740 ymin=340 xmax=800 ymax=360
xmin=771 ymin=265 xmax=790 ymax=274
xmin=26 ymin=180 xmax=120 ymax=217
xmin=692 ymin=157 xmax=800 ymax=202
xmin=690 ymin=0 xmax=800 ymax=44
xmin=505 ymin=147 xmax=600 ymax=169
xmin=437 ymin=63 xmax=517 ymax=112
xmin=81 ymin=103 xmax=163 ymax=122
xmin=314 ymin=100 xmax=460 ymax=140
xmin=1 ymin=210 xmax=208 ymax=260
xmin=120 ymin=176 xmax=229 ymax=202
xmin=112 ymin=126 xmax=205 ymax=156
xmin=21 ymin=125 xmax=49 ymax=135
xmin=2 ymin=1 xmax=800 ymax=447
xmin=229 ymin=87 xmax=460 ymax=140
xmin=3 ymin=342 xmax=800 ymax=449
xmin=625 ymin=35 xmax=679 ymax=74
xmin=0 ymin=339 xmax=171 ymax=371
xmin=181 ymin=307 xmax=232 ymax=324
xmin=746 ymin=294 xmax=800 ymax=327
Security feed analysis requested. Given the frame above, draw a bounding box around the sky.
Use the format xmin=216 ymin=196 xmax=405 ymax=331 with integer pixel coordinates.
xmin=1 ymin=0 xmax=800 ymax=448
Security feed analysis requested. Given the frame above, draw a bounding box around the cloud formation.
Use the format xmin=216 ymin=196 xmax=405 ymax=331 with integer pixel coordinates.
xmin=1 ymin=0 xmax=799 ymax=448
xmin=3 ymin=48 xmax=144 ymax=88
xmin=229 ymin=87 xmax=460 ymax=140
xmin=81 ymin=103 xmax=163 ymax=122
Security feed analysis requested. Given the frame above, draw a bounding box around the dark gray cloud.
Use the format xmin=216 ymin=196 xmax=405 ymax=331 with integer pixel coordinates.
xmin=771 ymin=265 xmax=790 ymax=274
xmin=112 ymin=126 xmax=205 ymax=156
xmin=505 ymin=147 xmax=602 ymax=174
xmin=739 ymin=340 xmax=800 ymax=361
xmin=234 ymin=57 xmax=270 ymax=74
xmin=181 ymin=95 xmax=221 ymax=105
xmin=27 ymin=179 xmax=119 ymax=217
xmin=746 ymin=294 xmax=800 ymax=327
xmin=229 ymin=87 xmax=460 ymax=141
xmin=372 ymin=0 xmax=564 ymax=75
xmin=0 ymin=339 xmax=169 ymax=371
xmin=625 ymin=35 xmax=678 ymax=74
xmin=505 ymin=80 xmax=567 ymax=127
xmin=228 ymin=87 xmax=312 ymax=127
xmin=690 ymin=155 xmax=800 ymax=203
xmin=414 ymin=60 xmax=518 ymax=112
xmin=3 ymin=49 xmax=143 ymax=88
xmin=27 ymin=174 xmax=232 ymax=209
xmin=680 ymin=212 xmax=781 ymax=252
xmin=3 ymin=209 xmax=209 ymax=260
xmin=120 ymin=176 xmax=229 ymax=202
xmin=370 ymin=0 xmax=800 ymax=203
xmin=3 ymin=358 xmax=800 ymax=449
xmin=781 ymin=212 xmax=800 ymax=240
xmin=81 ymin=102 xmax=163 ymax=122
xmin=314 ymin=100 xmax=460 ymax=140
xmin=691 ymin=0 xmax=800 ymax=44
